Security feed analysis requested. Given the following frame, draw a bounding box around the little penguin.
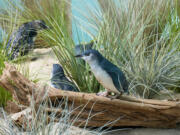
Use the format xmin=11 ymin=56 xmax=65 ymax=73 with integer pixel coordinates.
xmin=6 ymin=20 xmax=48 ymax=60
xmin=75 ymin=49 xmax=129 ymax=98
xmin=51 ymin=64 xmax=79 ymax=92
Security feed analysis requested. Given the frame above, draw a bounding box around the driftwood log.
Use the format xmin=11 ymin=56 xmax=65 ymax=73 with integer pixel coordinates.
xmin=1 ymin=63 xmax=180 ymax=128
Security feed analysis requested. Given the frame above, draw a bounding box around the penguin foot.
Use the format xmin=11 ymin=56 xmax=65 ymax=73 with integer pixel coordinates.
xmin=107 ymin=92 xmax=122 ymax=100
xmin=96 ymin=91 xmax=122 ymax=100
xmin=96 ymin=91 xmax=108 ymax=97
xmin=31 ymin=57 xmax=38 ymax=61
xmin=107 ymin=94 xmax=120 ymax=100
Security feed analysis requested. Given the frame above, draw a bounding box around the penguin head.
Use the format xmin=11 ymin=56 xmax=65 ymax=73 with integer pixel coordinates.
xmin=74 ymin=41 xmax=94 ymax=56
xmin=24 ymin=20 xmax=49 ymax=31
xmin=35 ymin=20 xmax=49 ymax=30
xmin=75 ymin=49 xmax=103 ymax=64
xmin=52 ymin=64 xmax=65 ymax=76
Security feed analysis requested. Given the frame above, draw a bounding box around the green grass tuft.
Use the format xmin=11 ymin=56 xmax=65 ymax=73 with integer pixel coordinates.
xmin=0 ymin=34 xmax=12 ymax=107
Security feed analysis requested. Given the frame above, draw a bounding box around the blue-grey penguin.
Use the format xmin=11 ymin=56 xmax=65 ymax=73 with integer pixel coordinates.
xmin=74 ymin=41 xmax=94 ymax=56
xmin=6 ymin=20 xmax=48 ymax=60
xmin=75 ymin=49 xmax=128 ymax=98
xmin=51 ymin=64 xmax=79 ymax=92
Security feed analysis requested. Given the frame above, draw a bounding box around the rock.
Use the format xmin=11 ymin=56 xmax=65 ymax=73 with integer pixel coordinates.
xmin=4 ymin=101 xmax=23 ymax=114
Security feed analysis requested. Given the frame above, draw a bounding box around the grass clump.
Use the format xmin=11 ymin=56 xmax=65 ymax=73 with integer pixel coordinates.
xmin=0 ymin=45 xmax=12 ymax=106
xmin=0 ymin=33 xmax=12 ymax=107
xmin=0 ymin=86 xmax=12 ymax=107
xmin=83 ymin=0 xmax=180 ymax=98
xmin=0 ymin=96 xmax=112 ymax=135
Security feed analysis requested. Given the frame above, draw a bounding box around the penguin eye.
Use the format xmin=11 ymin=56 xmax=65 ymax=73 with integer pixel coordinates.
xmin=85 ymin=53 xmax=90 ymax=56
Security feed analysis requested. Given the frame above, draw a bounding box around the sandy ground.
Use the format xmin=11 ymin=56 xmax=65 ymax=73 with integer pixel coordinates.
xmin=18 ymin=48 xmax=58 ymax=86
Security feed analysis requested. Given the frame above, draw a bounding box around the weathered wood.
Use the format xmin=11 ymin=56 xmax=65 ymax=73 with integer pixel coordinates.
xmin=10 ymin=108 xmax=33 ymax=130
xmin=1 ymin=63 xmax=180 ymax=128
xmin=0 ymin=63 xmax=40 ymax=106
xmin=4 ymin=101 xmax=26 ymax=114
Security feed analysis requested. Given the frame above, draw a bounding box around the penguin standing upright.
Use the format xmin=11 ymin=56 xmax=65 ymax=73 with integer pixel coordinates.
xmin=75 ymin=49 xmax=129 ymax=98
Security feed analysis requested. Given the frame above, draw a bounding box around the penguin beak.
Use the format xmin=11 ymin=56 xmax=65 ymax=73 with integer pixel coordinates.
xmin=48 ymin=26 xmax=53 ymax=29
xmin=75 ymin=54 xmax=82 ymax=57
xmin=44 ymin=25 xmax=52 ymax=29
xmin=42 ymin=24 xmax=52 ymax=29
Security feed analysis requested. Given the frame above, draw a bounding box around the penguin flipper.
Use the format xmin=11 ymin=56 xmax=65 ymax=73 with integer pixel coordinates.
xmin=101 ymin=61 xmax=128 ymax=93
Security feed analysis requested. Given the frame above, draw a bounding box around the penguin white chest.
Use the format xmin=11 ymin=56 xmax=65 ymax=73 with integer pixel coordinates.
xmin=32 ymin=37 xmax=36 ymax=42
xmin=90 ymin=64 xmax=119 ymax=93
